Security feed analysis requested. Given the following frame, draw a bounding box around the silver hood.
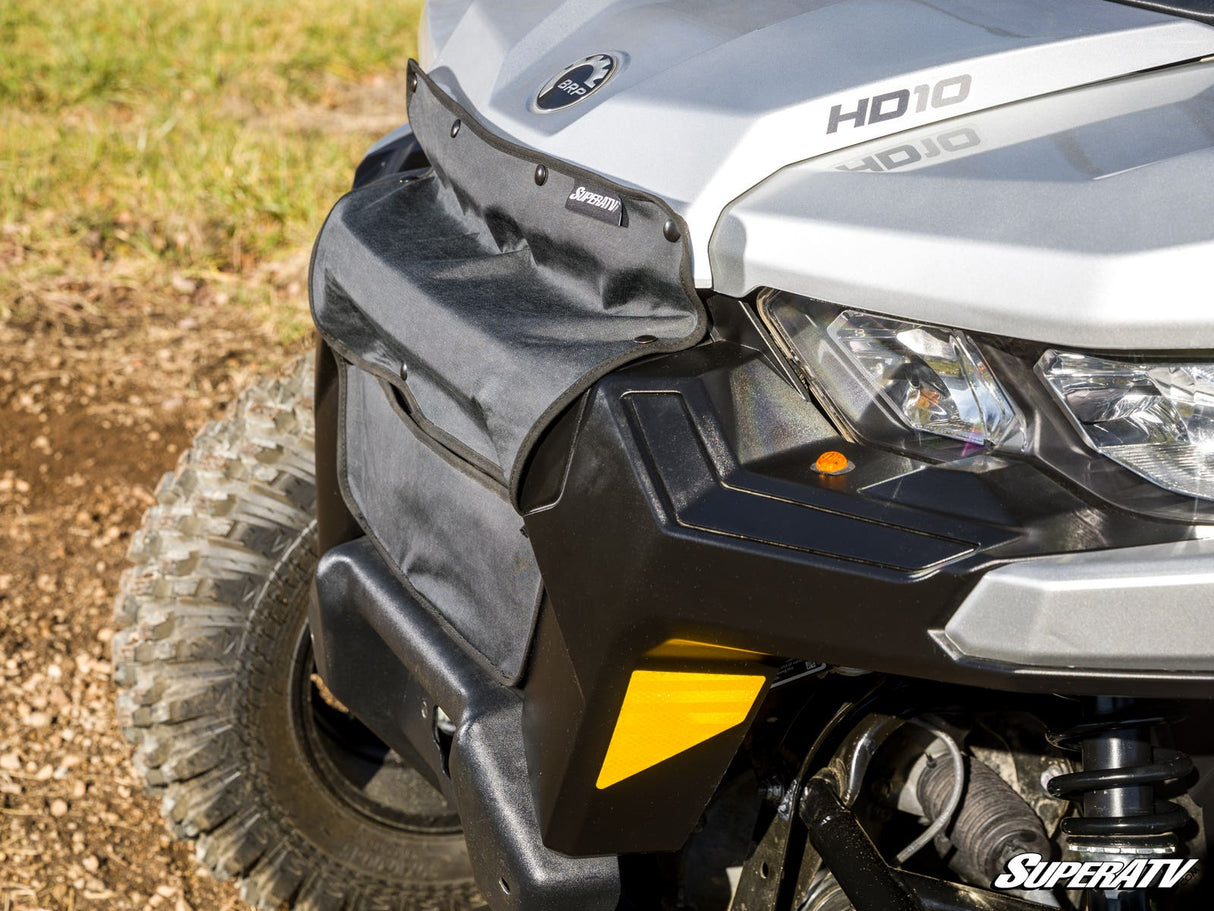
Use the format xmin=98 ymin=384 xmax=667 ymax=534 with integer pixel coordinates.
xmin=420 ymin=0 xmax=1214 ymax=345
xmin=711 ymin=59 xmax=1214 ymax=350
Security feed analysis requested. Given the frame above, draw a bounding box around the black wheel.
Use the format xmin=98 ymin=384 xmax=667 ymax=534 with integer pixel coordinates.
xmin=113 ymin=355 xmax=483 ymax=910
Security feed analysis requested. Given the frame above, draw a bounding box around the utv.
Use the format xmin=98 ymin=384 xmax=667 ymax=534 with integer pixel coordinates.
xmin=115 ymin=2 xmax=1214 ymax=910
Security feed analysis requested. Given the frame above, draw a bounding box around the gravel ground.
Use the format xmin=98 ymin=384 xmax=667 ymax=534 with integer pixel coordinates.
xmin=0 ymin=263 xmax=309 ymax=910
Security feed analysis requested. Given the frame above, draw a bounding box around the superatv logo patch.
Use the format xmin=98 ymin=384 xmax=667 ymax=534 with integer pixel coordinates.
xmin=535 ymin=54 xmax=618 ymax=112
xmin=994 ymin=853 xmax=1198 ymax=892
xmin=565 ymin=183 xmax=624 ymax=226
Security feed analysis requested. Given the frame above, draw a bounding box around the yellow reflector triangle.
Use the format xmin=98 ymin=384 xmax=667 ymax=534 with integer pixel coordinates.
xmin=596 ymin=670 xmax=766 ymax=789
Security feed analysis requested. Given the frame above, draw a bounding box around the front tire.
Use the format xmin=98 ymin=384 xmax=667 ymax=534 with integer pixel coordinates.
xmin=113 ymin=356 xmax=483 ymax=910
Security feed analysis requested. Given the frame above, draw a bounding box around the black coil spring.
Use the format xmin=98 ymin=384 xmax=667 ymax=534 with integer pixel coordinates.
xmin=1047 ymin=712 xmax=1195 ymax=839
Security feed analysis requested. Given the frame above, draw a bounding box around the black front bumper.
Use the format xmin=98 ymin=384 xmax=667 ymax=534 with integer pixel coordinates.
xmin=518 ymin=337 xmax=1212 ymax=855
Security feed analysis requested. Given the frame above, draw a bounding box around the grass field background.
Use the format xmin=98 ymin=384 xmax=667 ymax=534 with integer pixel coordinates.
xmin=1 ymin=0 xmax=424 ymax=340
xmin=0 ymin=3 xmax=424 ymax=907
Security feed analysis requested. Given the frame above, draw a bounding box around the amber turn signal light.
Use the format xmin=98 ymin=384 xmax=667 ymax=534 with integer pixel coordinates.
xmin=813 ymin=450 xmax=853 ymax=475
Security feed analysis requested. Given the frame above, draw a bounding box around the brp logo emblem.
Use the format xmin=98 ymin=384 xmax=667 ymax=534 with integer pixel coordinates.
xmin=534 ymin=54 xmax=618 ymax=112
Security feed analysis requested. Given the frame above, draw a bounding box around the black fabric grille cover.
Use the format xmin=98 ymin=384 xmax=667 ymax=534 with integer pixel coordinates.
xmin=341 ymin=364 xmax=543 ymax=682
xmin=312 ymin=61 xmax=706 ymax=498
xmin=310 ymin=62 xmax=706 ymax=680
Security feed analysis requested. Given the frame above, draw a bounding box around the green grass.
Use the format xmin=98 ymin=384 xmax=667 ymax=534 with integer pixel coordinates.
xmin=0 ymin=0 xmax=424 ymax=333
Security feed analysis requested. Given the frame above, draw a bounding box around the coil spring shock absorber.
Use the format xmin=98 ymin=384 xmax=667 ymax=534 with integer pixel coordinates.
xmin=1047 ymin=698 xmax=1195 ymax=907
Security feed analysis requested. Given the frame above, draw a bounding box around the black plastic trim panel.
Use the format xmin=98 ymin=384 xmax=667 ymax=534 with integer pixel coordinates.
xmin=1108 ymin=0 xmax=1214 ymax=24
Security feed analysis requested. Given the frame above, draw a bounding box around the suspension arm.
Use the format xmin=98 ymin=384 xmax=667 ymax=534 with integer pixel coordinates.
xmin=798 ymin=777 xmax=1052 ymax=911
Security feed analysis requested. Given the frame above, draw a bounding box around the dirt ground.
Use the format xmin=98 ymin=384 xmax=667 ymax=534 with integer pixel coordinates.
xmin=0 ymin=248 xmax=313 ymax=909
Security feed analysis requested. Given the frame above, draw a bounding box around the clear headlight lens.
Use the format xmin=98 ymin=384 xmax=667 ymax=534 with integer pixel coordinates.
xmin=1038 ymin=350 xmax=1214 ymax=500
xmin=761 ymin=293 xmax=1022 ymax=450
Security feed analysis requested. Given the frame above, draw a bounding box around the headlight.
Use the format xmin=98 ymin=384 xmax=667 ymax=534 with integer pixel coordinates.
xmin=760 ymin=292 xmax=1023 ymax=454
xmin=1038 ymin=351 xmax=1214 ymax=500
